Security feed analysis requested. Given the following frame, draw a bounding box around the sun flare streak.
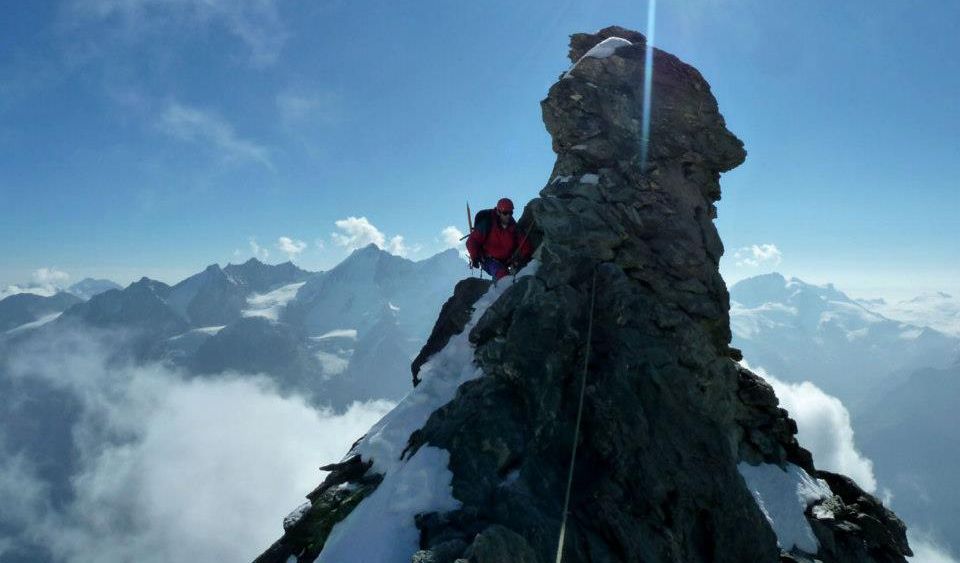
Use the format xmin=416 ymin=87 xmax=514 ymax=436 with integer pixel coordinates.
xmin=641 ymin=0 xmax=657 ymax=170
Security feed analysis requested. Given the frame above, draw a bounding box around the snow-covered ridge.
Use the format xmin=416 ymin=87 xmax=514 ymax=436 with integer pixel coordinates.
xmin=316 ymin=262 xmax=540 ymax=563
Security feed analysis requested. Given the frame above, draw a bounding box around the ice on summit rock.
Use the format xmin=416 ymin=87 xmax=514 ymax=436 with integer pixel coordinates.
xmin=564 ymin=36 xmax=633 ymax=78
xmin=580 ymin=36 xmax=634 ymax=60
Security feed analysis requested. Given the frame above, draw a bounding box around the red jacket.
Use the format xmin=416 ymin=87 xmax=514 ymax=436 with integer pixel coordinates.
xmin=466 ymin=211 xmax=532 ymax=263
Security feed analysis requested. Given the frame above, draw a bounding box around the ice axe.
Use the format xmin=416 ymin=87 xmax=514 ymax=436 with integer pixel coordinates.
xmin=462 ymin=202 xmax=482 ymax=279
xmin=460 ymin=202 xmax=472 ymax=241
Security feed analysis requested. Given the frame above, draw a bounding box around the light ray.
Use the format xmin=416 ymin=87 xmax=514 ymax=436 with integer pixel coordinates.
xmin=641 ymin=0 xmax=658 ymax=171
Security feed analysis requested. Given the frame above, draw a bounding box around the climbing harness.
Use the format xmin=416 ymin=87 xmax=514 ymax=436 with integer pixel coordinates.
xmin=554 ymin=267 xmax=598 ymax=563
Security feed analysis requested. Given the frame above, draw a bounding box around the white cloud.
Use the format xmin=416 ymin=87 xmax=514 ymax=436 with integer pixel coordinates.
xmin=385 ymin=235 xmax=410 ymax=256
xmin=276 ymin=236 xmax=307 ymax=259
xmin=65 ymin=0 xmax=287 ymax=67
xmin=249 ymin=237 xmax=269 ymax=261
xmin=330 ymin=217 xmax=416 ymax=258
xmin=2 ymin=329 xmax=393 ymax=563
xmin=744 ymin=362 xmax=878 ymax=493
xmin=332 ymin=216 xmax=386 ymax=250
xmin=0 ymin=451 xmax=49 ymax=529
xmin=33 ymin=267 xmax=70 ymax=285
xmin=734 ymin=243 xmax=783 ymax=268
xmin=909 ymin=531 xmax=959 ymax=563
xmin=158 ymin=103 xmax=273 ymax=169
xmin=0 ymin=268 xmax=71 ymax=299
xmin=0 ymin=284 xmax=59 ymax=300
xmin=440 ymin=226 xmax=464 ymax=249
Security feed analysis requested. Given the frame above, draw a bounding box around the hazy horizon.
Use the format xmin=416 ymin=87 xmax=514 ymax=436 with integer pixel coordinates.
xmin=2 ymin=0 xmax=957 ymax=301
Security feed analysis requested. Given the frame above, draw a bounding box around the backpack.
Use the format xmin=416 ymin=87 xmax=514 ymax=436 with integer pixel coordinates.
xmin=473 ymin=208 xmax=497 ymax=238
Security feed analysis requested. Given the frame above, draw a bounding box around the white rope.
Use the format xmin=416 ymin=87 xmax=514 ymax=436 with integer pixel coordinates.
xmin=555 ymin=268 xmax=598 ymax=563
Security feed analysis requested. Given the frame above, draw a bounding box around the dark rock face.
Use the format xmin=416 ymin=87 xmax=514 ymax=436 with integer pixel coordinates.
xmin=254 ymin=27 xmax=909 ymax=563
xmin=168 ymin=260 xmax=311 ymax=328
xmin=804 ymin=472 xmax=911 ymax=563
xmin=255 ymin=456 xmax=383 ymax=563
xmin=59 ymin=278 xmax=190 ymax=359
xmin=224 ymin=258 xmax=312 ymax=295
xmin=189 ymin=316 xmax=321 ymax=392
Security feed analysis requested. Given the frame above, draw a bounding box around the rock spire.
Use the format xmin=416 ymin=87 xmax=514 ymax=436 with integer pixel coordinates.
xmin=254 ymin=26 xmax=910 ymax=563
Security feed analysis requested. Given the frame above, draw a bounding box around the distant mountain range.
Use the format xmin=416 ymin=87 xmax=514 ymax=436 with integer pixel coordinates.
xmin=729 ymin=272 xmax=960 ymax=555
xmin=0 ymin=247 xmax=469 ymax=563
xmin=4 ymin=263 xmax=955 ymax=559
xmin=2 ymin=246 xmax=467 ymax=407
xmin=66 ymin=278 xmax=123 ymax=300
xmin=856 ymin=291 xmax=960 ymax=338
xmin=0 ymin=292 xmax=83 ymax=333
xmin=729 ymin=272 xmax=959 ymax=407
xmin=0 ymin=277 xmax=121 ymax=302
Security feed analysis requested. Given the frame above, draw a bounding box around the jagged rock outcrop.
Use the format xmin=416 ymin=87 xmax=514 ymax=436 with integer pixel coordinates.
xmin=189 ymin=316 xmax=321 ymax=389
xmin=255 ymin=26 xmax=910 ymax=563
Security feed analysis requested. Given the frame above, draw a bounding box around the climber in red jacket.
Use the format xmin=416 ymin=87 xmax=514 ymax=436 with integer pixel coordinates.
xmin=466 ymin=198 xmax=532 ymax=280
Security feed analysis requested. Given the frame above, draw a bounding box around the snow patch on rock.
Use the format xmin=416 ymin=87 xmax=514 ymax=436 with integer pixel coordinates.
xmin=312 ymin=329 xmax=359 ymax=341
xmin=738 ymin=462 xmax=833 ymax=554
xmin=316 ymin=351 xmax=349 ymax=377
xmin=316 ymin=447 xmax=460 ymax=563
xmin=242 ymin=281 xmax=306 ymax=320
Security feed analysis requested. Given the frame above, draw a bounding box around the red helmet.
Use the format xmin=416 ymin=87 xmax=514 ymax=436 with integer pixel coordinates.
xmin=496 ymin=198 xmax=514 ymax=213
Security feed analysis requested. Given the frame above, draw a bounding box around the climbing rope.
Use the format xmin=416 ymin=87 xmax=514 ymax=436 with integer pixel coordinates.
xmin=554 ymin=267 xmax=599 ymax=563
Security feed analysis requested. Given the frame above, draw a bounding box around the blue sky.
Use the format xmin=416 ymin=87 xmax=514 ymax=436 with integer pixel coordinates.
xmin=1 ymin=0 xmax=957 ymax=299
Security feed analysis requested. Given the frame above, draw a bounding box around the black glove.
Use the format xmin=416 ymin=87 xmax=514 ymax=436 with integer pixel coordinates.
xmin=470 ymin=257 xmax=480 ymax=269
